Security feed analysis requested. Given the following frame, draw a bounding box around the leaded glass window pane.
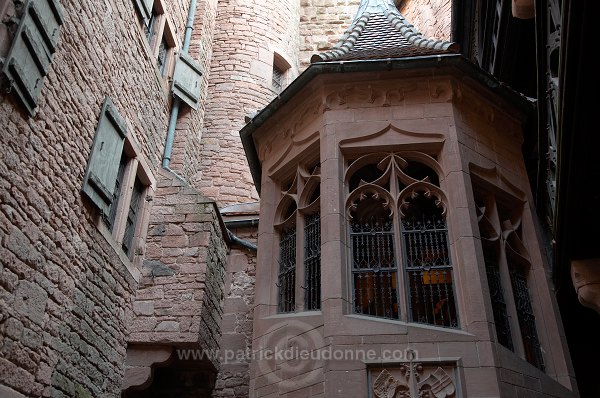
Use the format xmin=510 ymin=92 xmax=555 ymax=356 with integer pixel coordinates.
xmin=483 ymin=244 xmax=514 ymax=350
xmin=509 ymin=264 xmax=545 ymax=370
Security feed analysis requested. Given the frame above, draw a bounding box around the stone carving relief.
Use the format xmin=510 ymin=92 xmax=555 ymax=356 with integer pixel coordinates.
xmin=372 ymin=363 xmax=457 ymax=398
xmin=339 ymin=124 xmax=446 ymax=156
xmin=260 ymin=98 xmax=324 ymax=171
xmin=345 ymin=152 xmax=447 ymax=220
xmin=323 ymin=79 xmax=455 ymax=110
xmin=325 ymin=84 xmax=382 ymax=108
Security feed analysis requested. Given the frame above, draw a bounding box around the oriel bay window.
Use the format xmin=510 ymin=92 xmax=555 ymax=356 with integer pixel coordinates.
xmin=275 ymin=162 xmax=321 ymax=313
xmin=345 ymin=152 xmax=458 ymax=327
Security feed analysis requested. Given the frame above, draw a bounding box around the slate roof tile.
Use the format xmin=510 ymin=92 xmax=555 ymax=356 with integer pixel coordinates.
xmin=311 ymin=0 xmax=459 ymax=63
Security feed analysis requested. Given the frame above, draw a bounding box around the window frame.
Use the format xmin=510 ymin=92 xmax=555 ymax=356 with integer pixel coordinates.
xmin=271 ymin=52 xmax=292 ymax=94
xmin=343 ymin=151 xmax=459 ymax=328
xmin=473 ymin=185 xmax=545 ymax=371
xmin=274 ymin=160 xmax=321 ymax=313
xmin=136 ymin=0 xmax=178 ymax=86
xmin=94 ymin=134 xmax=155 ymax=281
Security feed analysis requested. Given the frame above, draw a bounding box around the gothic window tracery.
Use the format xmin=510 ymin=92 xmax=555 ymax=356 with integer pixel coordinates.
xmin=475 ymin=188 xmax=544 ymax=370
xmin=345 ymin=152 xmax=458 ymax=327
xmin=275 ymin=161 xmax=321 ymax=312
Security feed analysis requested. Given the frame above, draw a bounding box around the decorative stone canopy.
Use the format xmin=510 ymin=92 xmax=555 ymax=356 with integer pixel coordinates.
xmin=311 ymin=0 xmax=459 ymax=63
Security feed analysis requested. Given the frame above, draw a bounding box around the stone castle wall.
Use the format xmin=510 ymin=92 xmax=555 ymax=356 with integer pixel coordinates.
xmin=128 ymin=169 xmax=226 ymax=354
xmin=398 ymin=0 xmax=452 ymax=41
xmin=0 ymin=0 xmax=222 ymax=396
xmin=213 ymin=228 xmax=257 ymax=398
xmin=0 ymin=0 xmax=172 ymax=394
xmin=0 ymin=0 xmax=457 ymax=397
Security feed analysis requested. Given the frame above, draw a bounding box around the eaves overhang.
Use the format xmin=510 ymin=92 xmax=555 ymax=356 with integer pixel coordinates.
xmin=240 ymin=54 xmax=535 ymax=194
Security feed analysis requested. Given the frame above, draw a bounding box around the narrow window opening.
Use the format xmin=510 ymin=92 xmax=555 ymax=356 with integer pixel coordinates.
xmin=104 ymin=153 xmax=128 ymax=231
xmin=402 ymin=194 xmax=458 ymax=328
xmin=272 ymin=52 xmax=291 ymax=94
xmin=278 ymin=227 xmax=296 ymax=313
xmin=122 ymin=176 xmax=144 ymax=255
xmin=304 ymin=212 xmax=321 ymax=311
xmin=157 ymin=36 xmax=169 ymax=75
xmin=351 ymin=195 xmax=398 ymax=319
xmin=145 ymin=7 xmax=158 ymax=42
xmin=272 ymin=64 xmax=284 ymax=93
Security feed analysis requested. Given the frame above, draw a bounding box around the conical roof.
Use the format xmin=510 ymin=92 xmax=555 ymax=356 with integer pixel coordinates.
xmin=311 ymin=0 xmax=459 ymax=63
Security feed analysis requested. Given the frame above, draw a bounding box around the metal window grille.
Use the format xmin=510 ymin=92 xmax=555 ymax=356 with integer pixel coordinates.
xmin=483 ymin=246 xmax=514 ymax=350
xmin=304 ymin=212 xmax=321 ymax=311
xmin=509 ymin=267 xmax=545 ymax=370
xmin=278 ymin=228 xmax=296 ymax=313
xmin=272 ymin=65 xmax=283 ymax=92
xmin=122 ymin=177 xmax=144 ymax=256
xmin=103 ymin=153 xmax=128 ymax=231
xmin=402 ymin=214 xmax=458 ymax=328
xmin=351 ymin=217 xmax=398 ymax=319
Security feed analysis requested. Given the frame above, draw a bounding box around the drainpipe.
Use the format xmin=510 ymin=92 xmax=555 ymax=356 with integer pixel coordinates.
xmin=162 ymin=0 xmax=197 ymax=169
xmin=227 ymin=230 xmax=257 ymax=252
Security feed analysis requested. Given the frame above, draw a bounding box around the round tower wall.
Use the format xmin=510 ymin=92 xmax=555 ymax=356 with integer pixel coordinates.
xmin=198 ymin=0 xmax=300 ymax=205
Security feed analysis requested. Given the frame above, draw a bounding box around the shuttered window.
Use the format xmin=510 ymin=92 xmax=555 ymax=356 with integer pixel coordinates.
xmin=133 ymin=0 xmax=154 ymax=27
xmin=104 ymin=153 xmax=128 ymax=231
xmin=1 ymin=0 xmax=64 ymax=115
xmin=83 ymin=97 xmax=152 ymax=260
xmin=82 ymin=97 xmax=127 ymax=217
xmin=172 ymin=52 xmax=203 ymax=109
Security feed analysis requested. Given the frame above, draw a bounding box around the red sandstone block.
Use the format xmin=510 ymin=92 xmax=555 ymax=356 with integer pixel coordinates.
xmin=189 ymin=231 xmax=210 ymax=247
xmin=161 ymin=235 xmax=189 ymax=248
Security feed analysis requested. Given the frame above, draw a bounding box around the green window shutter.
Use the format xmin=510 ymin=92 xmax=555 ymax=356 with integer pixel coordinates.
xmin=133 ymin=0 xmax=154 ymax=25
xmin=82 ymin=97 xmax=127 ymax=216
xmin=1 ymin=0 xmax=63 ymax=116
xmin=171 ymin=52 xmax=203 ymax=110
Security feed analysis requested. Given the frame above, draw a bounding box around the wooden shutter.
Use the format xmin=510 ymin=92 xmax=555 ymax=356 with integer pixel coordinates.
xmin=133 ymin=0 xmax=154 ymax=25
xmin=82 ymin=97 xmax=127 ymax=216
xmin=1 ymin=0 xmax=63 ymax=115
xmin=171 ymin=52 xmax=203 ymax=110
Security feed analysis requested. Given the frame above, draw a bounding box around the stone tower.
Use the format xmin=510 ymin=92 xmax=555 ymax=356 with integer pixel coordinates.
xmin=198 ymin=0 xmax=301 ymax=205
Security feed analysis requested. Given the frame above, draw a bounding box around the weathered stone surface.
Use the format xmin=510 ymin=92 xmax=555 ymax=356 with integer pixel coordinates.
xmin=127 ymin=168 xmax=227 ymax=372
xmin=213 ymin=227 xmax=257 ymax=398
xmin=0 ymin=0 xmax=204 ymax=395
